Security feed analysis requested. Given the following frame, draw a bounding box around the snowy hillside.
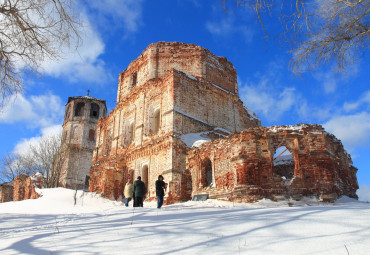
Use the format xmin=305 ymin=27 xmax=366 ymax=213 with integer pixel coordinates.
xmin=1 ymin=188 xmax=370 ymax=255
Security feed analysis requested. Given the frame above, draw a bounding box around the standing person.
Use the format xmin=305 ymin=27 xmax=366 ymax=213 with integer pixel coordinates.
xmin=155 ymin=175 xmax=166 ymax=209
xmin=133 ymin=176 xmax=146 ymax=207
xmin=123 ymin=178 xmax=133 ymax=207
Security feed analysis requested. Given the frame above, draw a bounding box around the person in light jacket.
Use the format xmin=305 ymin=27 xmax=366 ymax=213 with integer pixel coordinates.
xmin=124 ymin=179 xmax=133 ymax=207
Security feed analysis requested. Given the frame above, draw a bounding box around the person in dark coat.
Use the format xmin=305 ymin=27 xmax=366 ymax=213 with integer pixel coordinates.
xmin=155 ymin=175 xmax=166 ymax=209
xmin=133 ymin=176 xmax=146 ymax=207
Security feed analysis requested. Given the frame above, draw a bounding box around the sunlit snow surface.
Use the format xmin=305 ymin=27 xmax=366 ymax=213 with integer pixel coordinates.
xmin=1 ymin=188 xmax=370 ymax=255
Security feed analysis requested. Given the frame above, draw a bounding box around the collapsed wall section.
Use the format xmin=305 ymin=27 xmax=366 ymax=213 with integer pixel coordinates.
xmin=13 ymin=173 xmax=43 ymax=201
xmin=185 ymin=124 xmax=358 ymax=202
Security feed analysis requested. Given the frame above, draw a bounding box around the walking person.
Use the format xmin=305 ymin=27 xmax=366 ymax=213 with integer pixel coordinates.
xmin=155 ymin=175 xmax=166 ymax=209
xmin=133 ymin=176 xmax=146 ymax=207
xmin=123 ymin=178 xmax=133 ymax=207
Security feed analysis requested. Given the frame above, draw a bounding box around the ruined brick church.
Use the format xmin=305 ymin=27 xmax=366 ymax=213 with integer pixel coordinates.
xmin=0 ymin=42 xmax=358 ymax=204
xmin=84 ymin=42 xmax=358 ymax=203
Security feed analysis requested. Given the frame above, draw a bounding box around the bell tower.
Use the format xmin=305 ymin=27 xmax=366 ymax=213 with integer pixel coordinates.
xmin=59 ymin=93 xmax=107 ymax=189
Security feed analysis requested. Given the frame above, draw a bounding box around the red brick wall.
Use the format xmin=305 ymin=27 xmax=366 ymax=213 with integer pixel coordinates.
xmin=186 ymin=125 xmax=358 ymax=202
xmin=13 ymin=173 xmax=43 ymax=201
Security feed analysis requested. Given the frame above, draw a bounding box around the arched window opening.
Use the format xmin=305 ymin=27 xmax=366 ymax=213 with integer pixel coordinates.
xmin=128 ymin=122 xmax=135 ymax=144
xmin=273 ymin=146 xmax=295 ymax=182
xmin=90 ymin=103 xmax=100 ymax=118
xmin=153 ymin=108 xmax=160 ymax=134
xmin=75 ymin=102 xmax=85 ymax=117
xmin=132 ymin=72 xmax=137 ymax=87
xmin=201 ymin=158 xmax=213 ymax=188
xmin=142 ymin=165 xmax=149 ymax=195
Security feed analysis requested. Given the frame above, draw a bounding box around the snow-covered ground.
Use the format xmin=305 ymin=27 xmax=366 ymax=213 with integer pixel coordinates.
xmin=1 ymin=188 xmax=370 ymax=255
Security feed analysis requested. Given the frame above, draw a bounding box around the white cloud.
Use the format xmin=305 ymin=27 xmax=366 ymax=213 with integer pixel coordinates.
xmin=323 ymin=112 xmax=370 ymax=151
xmin=206 ymin=15 xmax=254 ymax=43
xmin=239 ymin=76 xmax=298 ymax=122
xmin=313 ymin=71 xmax=338 ymax=94
xmin=39 ymin=0 xmax=145 ymax=83
xmin=0 ymin=93 xmax=64 ymax=128
xmin=313 ymin=64 xmax=359 ymax=94
xmin=40 ymin=13 xmax=107 ymax=84
xmin=87 ymin=0 xmax=144 ymax=35
xmin=343 ymin=90 xmax=370 ymax=112
xmin=357 ymin=186 xmax=370 ymax=202
xmin=13 ymin=125 xmax=62 ymax=156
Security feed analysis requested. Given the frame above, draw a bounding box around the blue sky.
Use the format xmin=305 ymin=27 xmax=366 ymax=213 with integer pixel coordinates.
xmin=0 ymin=0 xmax=369 ymax=195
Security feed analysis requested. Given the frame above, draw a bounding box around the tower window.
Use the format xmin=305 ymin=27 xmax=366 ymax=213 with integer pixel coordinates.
xmin=89 ymin=129 xmax=95 ymax=141
xmin=75 ymin=102 xmax=85 ymax=117
xmin=90 ymin=103 xmax=100 ymax=118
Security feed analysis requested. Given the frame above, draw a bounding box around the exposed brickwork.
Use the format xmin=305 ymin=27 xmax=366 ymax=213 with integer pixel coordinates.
xmin=89 ymin=42 xmax=259 ymax=202
xmin=13 ymin=174 xmax=28 ymax=201
xmin=186 ymin=125 xmax=358 ymax=202
xmin=12 ymin=173 xmax=43 ymax=201
xmin=0 ymin=182 xmax=13 ymax=203
xmin=89 ymin=42 xmax=358 ymax=204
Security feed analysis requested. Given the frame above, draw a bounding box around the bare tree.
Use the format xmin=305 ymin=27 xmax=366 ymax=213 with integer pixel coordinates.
xmin=0 ymin=152 xmax=36 ymax=182
xmin=222 ymin=0 xmax=370 ymax=73
xmin=0 ymin=131 xmax=70 ymax=187
xmin=0 ymin=0 xmax=80 ymax=104
xmin=26 ymin=131 xmax=69 ymax=188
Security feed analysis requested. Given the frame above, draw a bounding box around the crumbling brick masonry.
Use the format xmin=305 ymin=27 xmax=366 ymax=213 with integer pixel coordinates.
xmin=89 ymin=42 xmax=358 ymax=204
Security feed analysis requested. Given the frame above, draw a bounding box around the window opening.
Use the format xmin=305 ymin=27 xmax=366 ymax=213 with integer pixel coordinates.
xmin=90 ymin=103 xmax=100 ymax=118
xmin=153 ymin=108 xmax=160 ymax=134
xmin=89 ymin=129 xmax=95 ymax=141
xmin=128 ymin=122 xmax=134 ymax=144
xmin=273 ymin=146 xmax=295 ymax=183
xmin=75 ymin=102 xmax=85 ymax=117
xmin=202 ymin=158 xmax=213 ymax=188
xmin=132 ymin=72 xmax=137 ymax=87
